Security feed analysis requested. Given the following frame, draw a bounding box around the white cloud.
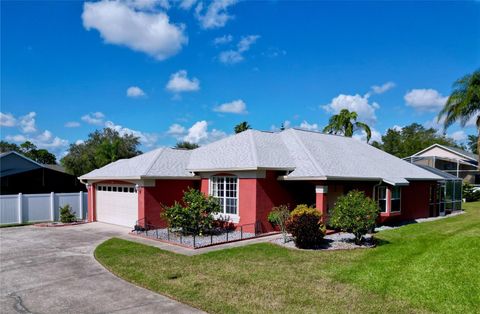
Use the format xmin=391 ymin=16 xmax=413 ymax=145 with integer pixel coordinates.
xmin=127 ymin=86 xmax=146 ymax=97
xmin=6 ymin=130 xmax=68 ymax=151
xmin=195 ymin=0 xmax=236 ymax=29
xmin=126 ymin=0 xmax=170 ymax=10
xmin=213 ymin=99 xmax=247 ymax=114
xmin=218 ymin=50 xmax=243 ymax=64
xmin=82 ymin=0 xmax=187 ymax=60
xmin=105 ymin=120 xmax=158 ymax=147
xmin=19 ymin=112 xmax=37 ymax=133
xmin=166 ymin=70 xmax=200 ymax=93
xmin=370 ymin=81 xmax=395 ymax=95
xmin=218 ymin=34 xmax=260 ymax=64
xmin=237 ymin=35 xmax=259 ymax=52
xmin=322 ymin=94 xmax=379 ymax=125
xmin=75 ymin=139 xmax=85 ymax=145
xmin=213 ymin=34 xmax=233 ymax=45
xmin=81 ymin=112 xmax=105 ymax=126
xmin=392 ymin=125 xmax=403 ymax=132
xmin=65 ymin=121 xmax=81 ymax=128
xmin=167 ymin=123 xmax=186 ymax=137
xmin=449 ymin=130 xmax=467 ymax=142
xmin=299 ymin=121 xmax=319 ymax=131
xmin=404 ymin=88 xmax=448 ymax=112
xmin=183 ymin=120 xmax=208 ymax=143
xmin=270 ymin=120 xmax=292 ymax=132
xmin=178 ymin=0 xmax=197 ymax=10
xmin=353 ymin=128 xmax=382 ymax=143
xmin=0 ymin=112 xmax=16 ymax=127
xmin=170 ymin=120 xmax=227 ymax=144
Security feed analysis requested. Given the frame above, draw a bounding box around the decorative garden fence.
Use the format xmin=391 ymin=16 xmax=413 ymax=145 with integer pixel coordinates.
xmin=0 ymin=192 xmax=87 ymax=225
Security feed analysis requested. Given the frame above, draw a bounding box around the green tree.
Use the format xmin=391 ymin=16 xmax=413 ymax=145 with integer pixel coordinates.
xmin=438 ymin=69 xmax=480 ymax=165
xmin=175 ymin=141 xmax=199 ymax=150
xmin=323 ymin=109 xmax=372 ymax=142
xmin=61 ymin=128 xmax=141 ymax=176
xmin=234 ymin=121 xmax=251 ymax=134
xmin=0 ymin=140 xmax=56 ymax=164
xmin=467 ymin=135 xmax=478 ymax=154
xmin=0 ymin=141 xmax=21 ymax=153
xmin=374 ymin=123 xmax=459 ymax=158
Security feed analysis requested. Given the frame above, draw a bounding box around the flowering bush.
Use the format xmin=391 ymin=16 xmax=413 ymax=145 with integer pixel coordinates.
xmin=285 ymin=204 xmax=325 ymax=249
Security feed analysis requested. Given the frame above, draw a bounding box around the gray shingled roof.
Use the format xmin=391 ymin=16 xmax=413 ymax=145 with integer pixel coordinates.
xmin=188 ymin=129 xmax=441 ymax=184
xmin=80 ymin=129 xmax=442 ymax=185
xmin=80 ymin=148 xmax=195 ymax=179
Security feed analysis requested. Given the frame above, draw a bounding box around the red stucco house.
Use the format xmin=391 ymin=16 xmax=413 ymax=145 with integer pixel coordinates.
xmin=80 ymin=129 xmax=446 ymax=232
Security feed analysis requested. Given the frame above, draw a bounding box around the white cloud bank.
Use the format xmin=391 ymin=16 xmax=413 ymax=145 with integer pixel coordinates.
xmin=65 ymin=121 xmax=81 ymax=128
xmin=322 ymin=94 xmax=379 ymax=125
xmin=218 ymin=35 xmax=260 ymax=64
xmin=82 ymin=0 xmax=187 ymax=60
xmin=213 ymin=99 xmax=247 ymax=114
xmin=0 ymin=112 xmax=16 ymax=127
xmin=194 ymin=0 xmax=237 ymax=29
xmin=166 ymin=70 xmax=200 ymax=93
xmin=404 ymin=88 xmax=448 ymax=112
xmin=168 ymin=120 xmax=227 ymax=144
xmin=81 ymin=112 xmax=105 ymax=126
xmin=127 ymin=86 xmax=146 ymax=97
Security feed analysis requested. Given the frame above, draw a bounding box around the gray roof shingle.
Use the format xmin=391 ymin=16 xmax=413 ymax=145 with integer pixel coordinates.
xmin=80 ymin=129 xmax=442 ymax=184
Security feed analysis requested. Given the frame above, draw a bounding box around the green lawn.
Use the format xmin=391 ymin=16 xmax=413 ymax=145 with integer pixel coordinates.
xmin=95 ymin=202 xmax=480 ymax=313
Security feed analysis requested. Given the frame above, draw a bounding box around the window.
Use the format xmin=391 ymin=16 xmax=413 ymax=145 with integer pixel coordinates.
xmin=107 ymin=186 xmax=112 ymax=192
xmin=377 ymin=186 xmax=387 ymax=213
xmin=129 ymin=187 xmax=134 ymax=193
xmin=391 ymin=187 xmax=401 ymax=212
xmin=210 ymin=176 xmax=238 ymax=215
xmin=97 ymin=185 xmax=101 ymax=191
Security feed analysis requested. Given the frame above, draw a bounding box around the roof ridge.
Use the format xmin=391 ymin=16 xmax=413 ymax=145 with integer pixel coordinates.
xmin=287 ymin=129 xmax=326 ymax=176
xmin=143 ymin=148 xmax=166 ymax=176
xmin=248 ymin=130 xmax=259 ymax=167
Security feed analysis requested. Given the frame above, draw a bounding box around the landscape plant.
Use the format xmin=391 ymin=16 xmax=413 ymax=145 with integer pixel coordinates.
xmin=463 ymin=183 xmax=480 ymax=202
xmin=59 ymin=204 xmax=76 ymax=223
xmin=329 ymin=190 xmax=379 ymax=244
xmin=268 ymin=204 xmax=290 ymax=243
xmin=162 ymin=188 xmax=220 ymax=235
xmin=285 ymin=204 xmax=325 ymax=249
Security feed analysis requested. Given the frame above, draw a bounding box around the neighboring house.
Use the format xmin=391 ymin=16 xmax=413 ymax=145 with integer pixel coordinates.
xmin=0 ymin=151 xmax=86 ymax=195
xmin=80 ymin=129 xmax=451 ymax=231
xmin=406 ymin=144 xmax=479 ymax=184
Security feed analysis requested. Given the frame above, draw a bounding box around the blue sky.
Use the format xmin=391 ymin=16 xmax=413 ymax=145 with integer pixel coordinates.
xmin=1 ymin=0 xmax=479 ymax=157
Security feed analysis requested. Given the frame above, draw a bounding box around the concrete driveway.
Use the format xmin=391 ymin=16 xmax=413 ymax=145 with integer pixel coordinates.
xmin=0 ymin=223 xmax=203 ymax=314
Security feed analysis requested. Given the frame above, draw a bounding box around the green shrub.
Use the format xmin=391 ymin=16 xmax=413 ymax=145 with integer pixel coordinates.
xmin=285 ymin=204 xmax=324 ymax=249
xmin=162 ymin=188 xmax=220 ymax=235
xmin=59 ymin=204 xmax=76 ymax=223
xmin=463 ymin=183 xmax=480 ymax=202
xmin=329 ymin=190 xmax=379 ymax=244
xmin=268 ymin=205 xmax=291 ymax=243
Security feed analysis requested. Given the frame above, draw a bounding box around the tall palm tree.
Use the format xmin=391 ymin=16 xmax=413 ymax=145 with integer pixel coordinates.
xmin=234 ymin=121 xmax=251 ymax=134
xmin=323 ymin=109 xmax=372 ymax=142
xmin=438 ymin=69 xmax=480 ymax=165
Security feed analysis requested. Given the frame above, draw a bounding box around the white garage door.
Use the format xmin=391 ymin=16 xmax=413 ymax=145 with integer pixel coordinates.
xmin=95 ymin=184 xmax=138 ymax=228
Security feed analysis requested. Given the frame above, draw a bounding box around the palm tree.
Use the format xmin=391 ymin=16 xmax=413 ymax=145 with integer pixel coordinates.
xmin=234 ymin=121 xmax=251 ymax=134
xmin=323 ymin=109 xmax=372 ymax=142
xmin=175 ymin=141 xmax=199 ymax=150
xmin=438 ymin=69 xmax=480 ymax=165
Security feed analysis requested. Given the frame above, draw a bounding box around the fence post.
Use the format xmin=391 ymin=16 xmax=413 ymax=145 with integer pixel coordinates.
xmin=17 ymin=193 xmax=23 ymax=224
xmin=78 ymin=191 xmax=83 ymax=220
xmin=50 ymin=192 xmax=55 ymax=222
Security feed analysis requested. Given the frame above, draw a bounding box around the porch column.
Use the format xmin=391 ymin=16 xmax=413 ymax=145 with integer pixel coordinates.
xmin=315 ymin=185 xmax=328 ymax=222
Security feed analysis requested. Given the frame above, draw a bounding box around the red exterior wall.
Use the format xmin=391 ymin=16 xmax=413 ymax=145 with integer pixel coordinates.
xmin=140 ymin=179 xmax=199 ymax=227
xmin=87 ymin=184 xmax=95 ymax=222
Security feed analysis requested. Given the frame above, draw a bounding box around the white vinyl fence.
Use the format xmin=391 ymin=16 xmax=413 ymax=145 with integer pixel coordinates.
xmin=0 ymin=192 xmax=87 ymax=225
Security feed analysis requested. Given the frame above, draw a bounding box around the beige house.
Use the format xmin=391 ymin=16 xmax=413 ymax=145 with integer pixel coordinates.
xmin=406 ymin=144 xmax=478 ymax=184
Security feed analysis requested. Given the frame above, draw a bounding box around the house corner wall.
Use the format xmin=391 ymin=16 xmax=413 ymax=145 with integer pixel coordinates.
xmin=87 ymin=184 xmax=96 ymax=222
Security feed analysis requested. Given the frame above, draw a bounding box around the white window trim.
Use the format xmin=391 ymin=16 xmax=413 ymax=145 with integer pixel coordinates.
xmin=377 ymin=186 xmax=388 ymax=213
xmin=390 ymin=187 xmax=401 ymax=213
xmin=209 ymin=176 xmax=240 ymax=223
